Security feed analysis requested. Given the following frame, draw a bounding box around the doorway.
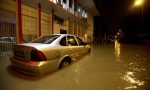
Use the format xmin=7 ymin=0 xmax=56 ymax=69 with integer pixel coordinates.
xmin=60 ymin=29 xmax=67 ymax=34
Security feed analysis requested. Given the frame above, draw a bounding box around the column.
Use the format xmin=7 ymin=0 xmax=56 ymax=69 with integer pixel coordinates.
xmin=17 ymin=0 xmax=23 ymax=43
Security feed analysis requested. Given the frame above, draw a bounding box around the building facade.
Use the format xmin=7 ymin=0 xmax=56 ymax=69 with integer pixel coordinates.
xmin=0 ymin=0 xmax=99 ymax=56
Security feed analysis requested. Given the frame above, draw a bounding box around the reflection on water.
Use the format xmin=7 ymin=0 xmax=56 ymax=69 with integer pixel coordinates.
xmin=116 ymin=44 xmax=148 ymax=90
xmin=114 ymin=41 xmax=121 ymax=61
xmin=114 ymin=42 xmax=148 ymax=89
xmin=73 ymin=64 xmax=81 ymax=84
xmin=121 ymin=71 xmax=144 ymax=89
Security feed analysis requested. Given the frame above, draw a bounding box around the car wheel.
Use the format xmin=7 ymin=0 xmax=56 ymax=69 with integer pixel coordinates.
xmin=59 ymin=58 xmax=71 ymax=69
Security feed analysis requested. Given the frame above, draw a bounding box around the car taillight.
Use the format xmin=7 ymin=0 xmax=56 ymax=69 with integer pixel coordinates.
xmin=31 ymin=50 xmax=47 ymax=61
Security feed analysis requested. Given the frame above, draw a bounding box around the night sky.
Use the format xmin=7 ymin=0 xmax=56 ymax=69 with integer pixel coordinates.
xmin=93 ymin=0 xmax=150 ymax=36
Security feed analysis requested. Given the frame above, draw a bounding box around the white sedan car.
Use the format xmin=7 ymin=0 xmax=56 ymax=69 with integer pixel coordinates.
xmin=10 ymin=34 xmax=90 ymax=74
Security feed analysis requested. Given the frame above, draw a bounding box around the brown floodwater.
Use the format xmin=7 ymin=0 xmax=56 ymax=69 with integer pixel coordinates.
xmin=0 ymin=41 xmax=150 ymax=90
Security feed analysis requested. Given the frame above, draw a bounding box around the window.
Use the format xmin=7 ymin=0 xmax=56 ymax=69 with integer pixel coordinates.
xmin=30 ymin=35 xmax=60 ymax=44
xmin=78 ymin=4 xmax=81 ymax=13
xmin=67 ymin=36 xmax=77 ymax=46
xmin=57 ymin=0 xmax=61 ymax=3
xmin=60 ymin=36 xmax=66 ymax=46
xmin=60 ymin=29 xmax=67 ymax=34
xmin=76 ymin=37 xmax=84 ymax=45
xmin=63 ymin=0 xmax=66 ymax=3
xmin=74 ymin=0 xmax=78 ymax=11
xmin=69 ymin=0 xmax=73 ymax=8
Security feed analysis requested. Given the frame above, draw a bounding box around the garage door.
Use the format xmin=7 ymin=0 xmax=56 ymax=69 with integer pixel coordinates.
xmin=22 ymin=4 xmax=37 ymax=42
xmin=41 ymin=11 xmax=51 ymax=36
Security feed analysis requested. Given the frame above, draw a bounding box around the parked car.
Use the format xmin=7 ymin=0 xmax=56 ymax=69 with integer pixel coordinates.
xmin=0 ymin=37 xmax=16 ymax=52
xmin=0 ymin=37 xmax=16 ymax=44
xmin=10 ymin=34 xmax=91 ymax=74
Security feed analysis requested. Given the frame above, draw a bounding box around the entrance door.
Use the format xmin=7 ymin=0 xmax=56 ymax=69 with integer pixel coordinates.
xmin=60 ymin=29 xmax=67 ymax=34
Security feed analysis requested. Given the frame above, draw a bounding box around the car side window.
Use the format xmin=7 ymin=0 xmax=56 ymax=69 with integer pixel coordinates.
xmin=76 ymin=37 xmax=84 ymax=45
xmin=67 ymin=36 xmax=78 ymax=46
xmin=60 ymin=36 xmax=66 ymax=46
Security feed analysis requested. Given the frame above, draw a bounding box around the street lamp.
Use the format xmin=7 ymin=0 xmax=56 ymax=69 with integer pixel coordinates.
xmin=133 ymin=0 xmax=145 ymax=40
xmin=133 ymin=0 xmax=145 ymax=38
xmin=133 ymin=0 xmax=144 ymax=7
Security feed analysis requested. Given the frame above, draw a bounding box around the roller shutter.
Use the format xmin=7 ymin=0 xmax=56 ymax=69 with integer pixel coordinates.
xmin=41 ymin=11 xmax=51 ymax=36
xmin=21 ymin=4 xmax=37 ymax=42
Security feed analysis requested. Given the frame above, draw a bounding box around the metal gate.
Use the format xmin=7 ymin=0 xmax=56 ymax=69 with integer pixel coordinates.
xmin=0 ymin=0 xmax=17 ymax=57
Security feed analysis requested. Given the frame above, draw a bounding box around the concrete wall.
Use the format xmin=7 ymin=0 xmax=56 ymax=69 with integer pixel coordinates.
xmin=53 ymin=20 xmax=68 ymax=34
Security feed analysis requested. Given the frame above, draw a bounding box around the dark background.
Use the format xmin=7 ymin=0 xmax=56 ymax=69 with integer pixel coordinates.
xmin=93 ymin=0 xmax=150 ymax=43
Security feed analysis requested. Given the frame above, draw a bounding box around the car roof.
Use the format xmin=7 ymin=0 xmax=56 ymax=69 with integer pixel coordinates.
xmin=47 ymin=34 xmax=75 ymax=36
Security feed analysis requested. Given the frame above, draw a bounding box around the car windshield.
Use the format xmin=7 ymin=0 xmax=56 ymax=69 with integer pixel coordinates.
xmin=30 ymin=35 xmax=60 ymax=44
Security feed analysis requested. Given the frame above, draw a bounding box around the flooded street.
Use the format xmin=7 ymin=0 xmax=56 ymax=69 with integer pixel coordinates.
xmin=0 ymin=42 xmax=150 ymax=90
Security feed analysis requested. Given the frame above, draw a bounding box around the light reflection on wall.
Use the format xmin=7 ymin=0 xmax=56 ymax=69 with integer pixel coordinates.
xmin=114 ymin=41 xmax=121 ymax=61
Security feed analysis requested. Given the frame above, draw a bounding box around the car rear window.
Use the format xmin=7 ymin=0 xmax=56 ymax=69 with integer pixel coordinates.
xmin=30 ymin=35 xmax=60 ymax=44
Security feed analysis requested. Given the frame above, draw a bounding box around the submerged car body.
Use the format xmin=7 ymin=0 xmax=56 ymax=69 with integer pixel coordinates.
xmin=10 ymin=34 xmax=90 ymax=74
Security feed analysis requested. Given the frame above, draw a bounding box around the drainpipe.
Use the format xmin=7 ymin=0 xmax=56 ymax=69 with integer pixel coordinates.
xmin=52 ymin=10 xmax=54 ymax=34
xmin=38 ymin=4 xmax=41 ymax=36
xmin=17 ymin=0 xmax=23 ymax=43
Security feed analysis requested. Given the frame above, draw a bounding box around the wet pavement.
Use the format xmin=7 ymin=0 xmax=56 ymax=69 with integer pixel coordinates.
xmin=0 ymin=42 xmax=150 ymax=90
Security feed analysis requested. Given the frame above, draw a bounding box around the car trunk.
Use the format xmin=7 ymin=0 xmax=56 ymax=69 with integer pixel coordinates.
xmin=13 ymin=44 xmax=36 ymax=61
xmin=13 ymin=43 xmax=60 ymax=61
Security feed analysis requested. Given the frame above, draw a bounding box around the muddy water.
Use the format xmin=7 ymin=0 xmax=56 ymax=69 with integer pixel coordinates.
xmin=0 ymin=42 xmax=150 ymax=90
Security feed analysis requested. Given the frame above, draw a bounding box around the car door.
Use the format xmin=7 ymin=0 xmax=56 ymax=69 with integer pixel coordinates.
xmin=76 ymin=37 xmax=88 ymax=54
xmin=59 ymin=36 xmax=71 ymax=58
xmin=67 ymin=35 xmax=80 ymax=60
